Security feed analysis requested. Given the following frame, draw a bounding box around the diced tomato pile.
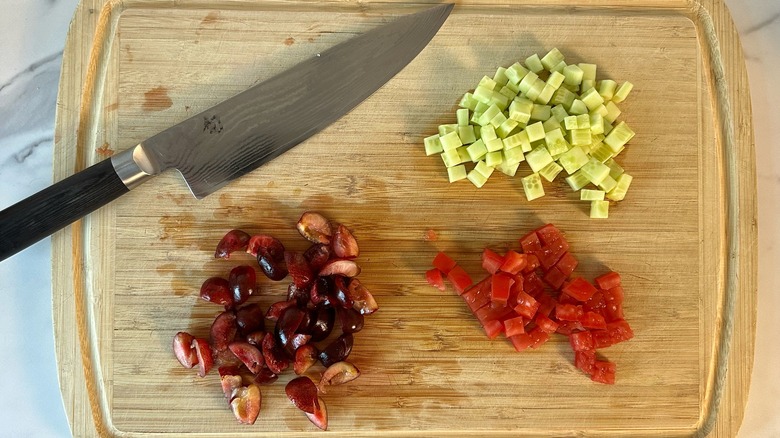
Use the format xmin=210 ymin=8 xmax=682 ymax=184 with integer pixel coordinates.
xmin=426 ymin=224 xmax=633 ymax=384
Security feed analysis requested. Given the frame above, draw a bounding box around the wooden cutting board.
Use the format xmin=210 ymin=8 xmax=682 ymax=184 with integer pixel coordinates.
xmin=51 ymin=0 xmax=756 ymax=436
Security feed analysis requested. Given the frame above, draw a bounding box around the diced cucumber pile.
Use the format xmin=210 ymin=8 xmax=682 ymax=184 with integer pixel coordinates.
xmin=422 ymin=48 xmax=636 ymax=218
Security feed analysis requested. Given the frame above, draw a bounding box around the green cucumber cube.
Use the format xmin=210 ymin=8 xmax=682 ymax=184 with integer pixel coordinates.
xmin=525 ymin=54 xmax=544 ymax=73
xmin=448 ymin=165 xmax=468 ymax=183
xmin=580 ymin=189 xmax=605 ymax=201
xmin=605 ymin=158 xmax=625 ymax=179
xmin=467 ymin=169 xmax=488 ymax=188
xmin=466 ymin=139 xmax=488 ymax=162
xmin=545 ymin=128 xmax=570 ymax=156
xmin=456 ymin=108 xmax=470 ymax=127
xmin=485 ymin=150 xmax=503 ymax=167
xmin=563 ymin=64 xmax=584 ymax=85
xmin=439 ymin=124 xmax=458 ymax=136
xmin=503 ymin=131 xmax=530 ymax=151
xmin=568 ymin=128 xmax=591 ymax=146
xmin=537 ymin=84 xmax=556 ymax=105
xmin=604 ymin=121 xmax=635 ymax=152
xmin=440 ymin=131 xmax=463 ymax=151
xmin=424 ymin=135 xmax=443 ymax=156
xmin=590 ymin=141 xmax=614 ymax=163
xmin=612 ymin=81 xmax=634 ymax=103
xmin=565 ymin=169 xmax=591 ymax=191
xmin=530 ymin=104 xmax=552 ymax=122
xmin=590 ymin=200 xmax=609 ymax=219
xmin=518 ymin=71 xmax=539 ymax=95
xmin=550 ymin=105 xmax=569 ymax=122
xmin=541 ymin=48 xmax=565 ymax=71
xmin=598 ymin=174 xmax=618 ymax=192
xmin=589 ymin=113 xmax=605 ymax=134
xmin=503 ymin=145 xmax=525 ymax=165
xmin=575 ymin=114 xmax=590 ymax=129
xmin=485 ymin=137 xmax=504 ymax=153
xmin=489 ymin=112 xmax=508 ymax=129
xmin=598 ymin=79 xmax=618 ymax=100
xmin=579 ymin=63 xmax=597 ymax=81
xmin=606 ymin=173 xmax=633 ymax=201
xmin=547 ymin=71 xmax=565 ymax=89
xmin=558 ymin=146 xmax=590 ymax=174
xmin=551 ymin=60 xmax=567 ymax=74
xmin=522 ymin=173 xmax=545 ymax=201
xmin=493 ymin=67 xmax=509 ymax=86
xmin=539 ymin=161 xmax=563 ymax=182
xmin=506 ymin=62 xmax=530 ymax=85
xmin=458 ymin=126 xmax=477 ymax=145
xmin=525 ymin=121 xmax=546 ymax=142
xmin=569 ymin=99 xmax=588 ymax=115
xmin=580 ymin=157 xmax=611 ymax=185
xmin=526 ymin=79 xmax=546 ymax=102
xmin=525 ymin=146 xmax=554 ymax=173
xmin=497 ymin=119 xmax=519 ymax=139
xmin=551 ymin=87 xmax=576 ymax=108
xmin=459 ymin=93 xmax=478 ymax=111
xmin=479 ymin=75 xmax=499 ymax=90
xmin=581 ymin=87 xmax=605 ymax=110
xmin=481 ymin=125 xmax=498 ymax=142
xmin=474 ymin=160 xmax=495 ymax=178
xmin=497 ymin=160 xmax=521 ymax=177
xmin=476 ymin=104 xmax=501 ymax=127
xmin=604 ymin=101 xmax=622 ymax=124
xmin=440 ymin=148 xmax=461 ymax=168
xmin=509 ymin=97 xmax=533 ymax=123
xmin=543 ymin=117 xmax=563 ymax=133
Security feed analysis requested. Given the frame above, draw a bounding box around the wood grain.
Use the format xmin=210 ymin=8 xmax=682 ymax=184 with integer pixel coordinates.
xmin=52 ymin=0 xmax=756 ymax=436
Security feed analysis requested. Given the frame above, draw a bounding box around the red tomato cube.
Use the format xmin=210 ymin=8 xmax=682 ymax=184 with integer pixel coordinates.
xmin=536 ymin=294 xmax=558 ymax=318
xmin=513 ymin=291 xmax=540 ymax=319
xmin=519 ymin=231 xmax=542 ymax=254
xmin=569 ymin=330 xmax=595 ymax=351
xmin=555 ymin=303 xmax=584 ymax=321
xmin=592 ymin=329 xmax=615 ymax=348
xmin=483 ymin=319 xmax=504 ymax=340
xmin=591 ymin=361 xmax=616 ymax=384
xmin=575 ymin=350 xmax=596 ymax=375
xmin=491 ymin=273 xmax=514 ymax=306
xmin=474 ymin=305 xmax=514 ymax=327
xmin=523 ymin=272 xmax=545 ymax=297
xmin=579 ymin=311 xmax=607 ymax=330
xmin=425 ymin=268 xmax=446 ymax=291
xmin=461 ymin=276 xmax=492 ymax=312
xmin=535 ymin=224 xmax=565 ymax=246
xmin=562 ymin=277 xmax=598 ymax=302
xmin=604 ymin=302 xmax=624 ymax=322
xmin=432 ymin=252 xmax=457 ymax=274
xmin=499 ymin=250 xmax=527 ymax=275
xmin=607 ymin=319 xmax=634 ymax=344
xmin=529 ymin=327 xmax=551 ymax=349
xmin=534 ymin=313 xmax=560 ymax=333
xmin=538 ymin=240 xmax=569 ymax=270
xmin=522 ymin=254 xmax=540 ymax=273
xmin=481 ymin=248 xmax=504 ymax=275
xmin=583 ymin=291 xmax=606 ymax=315
xmin=556 ymin=320 xmax=585 ymax=335
xmin=555 ymin=252 xmax=578 ymax=277
xmin=509 ymin=333 xmax=535 ymax=352
xmin=595 ymin=271 xmax=622 ymax=290
xmin=447 ymin=266 xmax=473 ymax=295
xmin=503 ymin=316 xmax=526 ymax=337
xmin=543 ymin=266 xmax=567 ymax=290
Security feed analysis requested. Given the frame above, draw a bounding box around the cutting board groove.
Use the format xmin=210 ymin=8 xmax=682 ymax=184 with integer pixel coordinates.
xmin=52 ymin=0 xmax=755 ymax=436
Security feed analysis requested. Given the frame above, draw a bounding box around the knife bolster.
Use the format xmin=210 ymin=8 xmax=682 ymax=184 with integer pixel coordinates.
xmin=110 ymin=145 xmax=157 ymax=190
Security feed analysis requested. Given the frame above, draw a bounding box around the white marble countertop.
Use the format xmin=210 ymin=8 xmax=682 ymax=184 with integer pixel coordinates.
xmin=0 ymin=0 xmax=777 ymax=436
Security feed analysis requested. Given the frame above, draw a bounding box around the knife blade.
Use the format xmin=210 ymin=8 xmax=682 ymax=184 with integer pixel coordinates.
xmin=0 ymin=4 xmax=453 ymax=262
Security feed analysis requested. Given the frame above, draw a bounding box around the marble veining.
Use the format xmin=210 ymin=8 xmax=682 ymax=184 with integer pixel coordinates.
xmin=0 ymin=1 xmax=777 ymax=437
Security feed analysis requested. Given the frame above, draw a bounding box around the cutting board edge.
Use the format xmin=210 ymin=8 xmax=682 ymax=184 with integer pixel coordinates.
xmin=50 ymin=0 xmax=757 ymax=437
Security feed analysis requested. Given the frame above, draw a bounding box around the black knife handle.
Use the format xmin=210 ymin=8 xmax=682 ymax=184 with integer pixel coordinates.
xmin=0 ymin=159 xmax=129 ymax=262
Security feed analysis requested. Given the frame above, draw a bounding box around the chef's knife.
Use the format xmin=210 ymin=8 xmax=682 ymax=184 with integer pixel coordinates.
xmin=0 ymin=4 xmax=453 ymax=262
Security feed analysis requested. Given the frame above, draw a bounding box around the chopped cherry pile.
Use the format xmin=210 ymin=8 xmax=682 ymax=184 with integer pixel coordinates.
xmin=173 ymin=212 xmax=377 ymax=429
xmin=427 ymin=224 xmax=633 ymax=384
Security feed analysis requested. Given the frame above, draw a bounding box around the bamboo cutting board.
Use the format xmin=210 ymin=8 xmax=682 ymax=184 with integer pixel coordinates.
xmin=51 ymin=0 xmax=756 ymax=436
